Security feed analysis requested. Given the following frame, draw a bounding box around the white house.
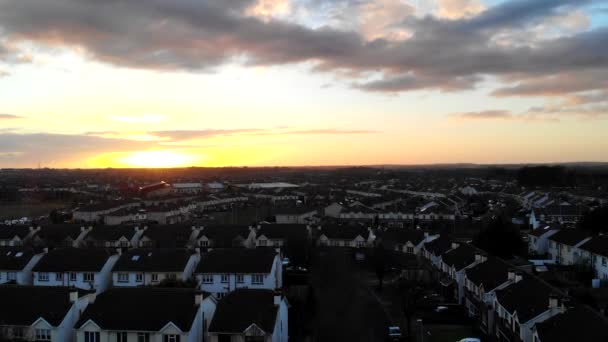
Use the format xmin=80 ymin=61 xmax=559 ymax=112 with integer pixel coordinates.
xmin=546 ymin=229 xmax=592 ymax=265
xmin=316 ymin=225 xmax=375 ymax=248
xmin=112 ymin=248 xmax=200 ymax=287
xmin=76 ymin=288 xmax=216 ymax=342
xmin=196 ymin=248 xmax=282 ymax=298
xmin=579 ymin=236 xmax=608 ymax=282
xmin=438 ymin=244 xmax=485 ymax=304
xmin=275 ymin=207 xmax=318 ymax=224
xmin=0 ymin=248 xmax=44 ymax=285
xmin=32 ymin=248 xmax=119 ymax=293
xmin=0 ymin=286 xmax=93 ymax=342
xmin=527 ymin=228 xmax=560 ymax=256
xmin=208 ymin=289 xmax=288 ymax=342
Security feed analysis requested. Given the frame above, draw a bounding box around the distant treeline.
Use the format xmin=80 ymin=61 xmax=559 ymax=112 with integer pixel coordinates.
xmin=516 ymin=165 xmax=608 ymax=188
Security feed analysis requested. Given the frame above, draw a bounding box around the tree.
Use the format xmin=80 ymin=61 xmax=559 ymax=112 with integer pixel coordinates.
xmin=579 ymin=206 xmax=608 ymax=234
xmin=473 ymin=216 xmax=526 ymax=258
xmin=373 ymin=246 xmax=387 ymax=291
xmin=397 ymin=273 xmax=426 ymax=341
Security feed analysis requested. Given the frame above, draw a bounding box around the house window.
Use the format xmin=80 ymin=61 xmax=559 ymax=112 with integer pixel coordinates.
xmin=199 ymin=240 xmax=209 ymax=247
xmin=163 ymin=335 xmax=180 ymax=342
xmin=136 ymin=273 xmax=144 ymax=282
xmin=221 ymin=274 xmax=229 ymax=283
xmin=237 ymin=274 xmax=244 ymax=283
xmin=35 ymin=328 xmax=51 ymax=341
xmin=70 ymin=272 xmax=77 ymax=281
xmin=252 ymin=274 xmax=263 ymax=284
xmin=356 ymin=241 xmax=365 ymax=248
xmin=84 ymin=273 xmax=94 ymax=282
xmin=116 ymin=332 xmax=128 ymax=342
xmin=406 ymin=246 xmax=414 ymax=254
xmin=38 ymin=272 xmax=49 ymax=282
xmin=137 ymin=332 xmax=150 ymax=342
xmin=117 ymin=273 xmax=129 ymax=283
xmin=216 ymin=292 xmax=226 ymax=299
xmin=7 ymin=272 xmax=16 ymax=281
xmin=202 ymin=274 xmax=213 ymax=284
xmin=84 ymin=331 xmax=100 ymax=342
xmin=56 ymin=272 xmax=63 ymax=281
xmin=151 ymin=274 xmax=159 ymax=282
xmin=258 ymin=239 xmax=267 ymax=246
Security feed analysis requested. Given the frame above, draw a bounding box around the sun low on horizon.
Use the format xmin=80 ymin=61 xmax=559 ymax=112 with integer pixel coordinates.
xmin=1 ymin=0 xmax=608 ymax=168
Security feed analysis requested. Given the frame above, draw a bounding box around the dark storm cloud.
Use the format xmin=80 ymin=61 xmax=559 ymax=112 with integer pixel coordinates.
xmin=0 ymin=0 xmax=605 ymax=95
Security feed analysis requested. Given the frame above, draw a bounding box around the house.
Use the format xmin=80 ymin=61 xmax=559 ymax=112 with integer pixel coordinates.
xmin=30 ymin=225 xmax=91 ymax=248
xmin=208 ymin=289 xmax=288 ymax=342
xmin=104 ymin=207 xmax=147 ymax=225
xmin=377 ymin=228 xmax=438 ymax=255
xmin=0 ymin=225 xmax=39 ymax=246
xmin=138 ymin=225 xmax=200 ymax=248
xmin=112 ymin=248 xmax=200 ymax=287
xmin=196 ymin=248 xmax=282 ymax=298
xmin=578 ymin=235 xmax=608 ymax=281
xmin=195 ymin=225 xmax=256 ymax=249
xmin=76 ymin=288 xmax=216 ymax=342
xmin=275 ymin=207 xmax=318 ymax=224
xmin=532 ymin=304 xmax=608 ymax=342
xmin=172 ymin=182 xmax=204 ymax=194
xmin=493 ymin=276 xmax=564 ymax=342
xmin=139 ymin=181 xmax=172 ymax=198
xmin=546 ymin=229 xmax=592 ymax=265
xmin=0 ymin=247 xmax=44 ymax=285
xmin=438 ymin=243 xmax=485 ymax=304
xmin=527 ymin=227 xmax=560 ymax=256
xmin=0 ymin=285 xmax=92 ymax=341
xmin=32 ymin=248 xmax=119 ymax=293
xmin=324 ymin=202 xmax=344 ymax=218
xmin=541 ymin=204 xmax=587 ymax=225
xmin=82 ymin=225 xmax=143 ymax=248
xmin=463 ymin=258 xmax=515 ymax=335
xmin=316 ymin=225 xmax=375 ymax=248
xmin=254 ymin=224 xmax=309 ymax=248
xmin=421 ymin=236 xmax=454 ymax=266
xmin=146 ymin=202 xmax=194 ymax=225
xmin=73 ymin=201 xmax=139 ymax=223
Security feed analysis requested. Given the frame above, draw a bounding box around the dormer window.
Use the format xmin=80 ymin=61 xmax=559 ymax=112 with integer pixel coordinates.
xmin=70 ymin=272 xmax=77 ymax=281
xmin=200 ymin=240 xmax=209 ymax=247
xmin=84 ymin=273 xmax=94 ymax=282
xmin=221 ymin=274 xmax=229 ymax=283
xmin=202 ymin=274 xmax=213 ymax=284
xmin=38 ymin=273 xmax=49 ymax=282
xmin=117 ymin=273 xmax=129 ymax=283
xmin=163 ymin=334 xmax=180 ymax=342
xmin=252 ymin=274 xmax=263 ymax=284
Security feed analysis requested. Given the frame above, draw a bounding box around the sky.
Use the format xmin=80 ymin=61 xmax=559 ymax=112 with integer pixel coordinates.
xmin=0 ymin=0 xmax=607 ymax=168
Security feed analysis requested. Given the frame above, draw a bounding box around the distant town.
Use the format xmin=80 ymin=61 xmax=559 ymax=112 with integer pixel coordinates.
xmin=1 ymin=165 xmax=608 ymax=342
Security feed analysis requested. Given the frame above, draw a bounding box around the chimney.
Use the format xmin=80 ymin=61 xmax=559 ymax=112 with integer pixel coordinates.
xmin=548 ymin=295 xmax=560 ymax=309
xmin=195 ymin=247 xmax=201 ymax=254
xmin=514 ymin=272 xmax=523 ymax=283
xmin=451 ymin=242 xmax=460 ymax=250
xmin=273 ymin=291 xmax=282 ymax=305
xmin=424 ymin=232 xmax=429 ymax=238
xmin=43 ymin=247 xmax=49 ymax=254
xmin=69 ymin=291 xmax=79 ymax=303
xmin=195 ymin=293 xmax=203 ymax=306
xmin=191 ymin=226 xmax=197 ymax=231
xmin=81 ymin=226 xmax=86 ymax=232
xmin=475 ymin=252 xmax=487 ymax=263
xmin=507 ymin=269 xmax=516 ymax=281
xmin=29 ymin=226 xmax=34 ymax=231
xmin=116 ymin=248 xmax=122 ymax=255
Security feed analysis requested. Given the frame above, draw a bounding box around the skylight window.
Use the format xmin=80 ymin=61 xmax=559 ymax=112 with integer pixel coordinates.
xmin=131 ymin=255 xmax=140 ymax=261
xmin=15 ymin=252 xmax=23 ymax=257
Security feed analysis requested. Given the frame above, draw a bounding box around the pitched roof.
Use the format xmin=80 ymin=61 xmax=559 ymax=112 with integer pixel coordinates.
xmin=441 ymin=244 xmax=478 ymax=271
xmin=423 ymin=236 xmax=453 ymax=256
xmin=579 ymin=236 xmax=608 ymax=257
xmin=0 ymin=285 xmax=79 ymax=326
xmin=112 ymin=248 xmax=194 ymax=272
xmin=140 ymin=225 xmax=196 ymax=248
xmin=196 ymin=248 xmax=277 ymax=274
xmin=495 ymin=276 xmax=556 ymax=322
xmin=208 ymin=289 xmax=279 ymax=333
xmin=0 ymin=247 xmax=36 ymax=271
xmin=85 ymin=226 xmax=138 ymax=241
xmin=465 ymin=257 xmax=510 ymax=291
xmin=378 ymin=228 xmax=425 ymax=248
xmin=535 ymin=305 xmax=608 ymax=342
xmin=33 ymin=248 xmax=113 ymax=272
xmin=0 ymin=225 xmax=31 ymax=240
xmin=528 ymin=226 xmax=560 ymax=237
xmin=35 ymin=225 xmax=84 ymax=245
xmin=257 ymin=224 xmax=308 ymax=240
xmin=77 ymin=288 xmax=201 ymax=331
xmin=198 ymin=225 xmax=252 ymax=248
xmin=547 ymin=229 xmax=591 ymax=246
xmin=319 ymin=225 xmax=369 ymax=240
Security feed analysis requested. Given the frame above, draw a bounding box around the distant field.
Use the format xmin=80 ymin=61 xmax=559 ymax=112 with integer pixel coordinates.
xmin=0 ymin=202 xmax=68 ymax=220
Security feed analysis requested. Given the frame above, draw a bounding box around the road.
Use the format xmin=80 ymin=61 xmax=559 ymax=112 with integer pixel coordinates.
xmin=310 ymin=248 xmax=390 ymax=342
